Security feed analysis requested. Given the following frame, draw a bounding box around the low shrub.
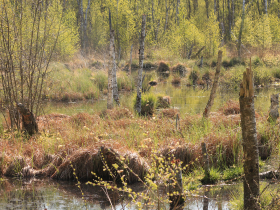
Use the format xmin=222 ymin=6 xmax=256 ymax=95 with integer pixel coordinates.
xmin=133 ymin=93 xmax=157 ymax=116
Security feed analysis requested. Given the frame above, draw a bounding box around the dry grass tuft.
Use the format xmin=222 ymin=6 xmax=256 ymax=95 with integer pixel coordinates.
xmin=100 ymin=107 xmax=134 ymax=120
xmin=158 ymin=109 xmax=179 ymax=119
xmin=219 ymin=100 xmax=240 ymax=115
xmin=70 ymin=113 xmax=100 ymax=127
xmin=160 ymin=145 xmax=197 ymax=171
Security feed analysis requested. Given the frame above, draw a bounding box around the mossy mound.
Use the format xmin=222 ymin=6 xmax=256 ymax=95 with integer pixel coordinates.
xmin=157 ymin=62 xmax=170 ymax=73
xmin=189 ymin=70 xmax=200 ymax=85
xmin=172 ymin=64 xmax=188 ymax=77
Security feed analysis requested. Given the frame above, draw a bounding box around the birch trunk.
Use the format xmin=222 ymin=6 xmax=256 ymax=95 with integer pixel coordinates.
xmin=110 ymin=30 xmax=120 ymax=105
xmin=135 ymin=15 xmax=146 ymax=114
xmin=107 ymin=30 xmax=115 ymax=109
xmin=240 ymin=66 xmax=260 ymax=210
xmin=203 ymin=50 xmax=222 ymax=118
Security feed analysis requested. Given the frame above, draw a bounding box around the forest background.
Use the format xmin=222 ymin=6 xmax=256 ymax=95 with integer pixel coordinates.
xmin=10 ymin=0 xmax=279 ymax=60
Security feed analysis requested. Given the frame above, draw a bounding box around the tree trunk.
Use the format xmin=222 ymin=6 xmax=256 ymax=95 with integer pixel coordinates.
xmin=239 ymin=66 xmax=260 ymax=210
xmin=17 ymin=103 xmax=38 ymax=136
xmin=238 ymin=0 xmax=245 ymax=58
xmin=203 ymin=50 xmax=222 ymax=118
xmin=232 ymin=0 xmax=235 ymax=26
xmin=135 ymin=15 xmax=146 ymax=114
xmin=193 ymin=0 xmax=198 ymax=15
xmin=264 ymin=0 xmax=268 ymax=14
xmin=227 ymin=0 xmax=231 ymax=39
xmin=205 ymin=0 xmax=209 ymax=18
xmin=110 ymin=31 xmax=120 ymax=105
xmin=107 ymin=30 xmax=114 ymax=109
xmin=187 ymin=43 xmax=194 ymax=59
xmin=188 ymin=0 xmax=191 ymax=19
xmin=214 ymin=0 xmax=217 ymax=14
xmin=129 ymin=44 xmax=133 ymax=75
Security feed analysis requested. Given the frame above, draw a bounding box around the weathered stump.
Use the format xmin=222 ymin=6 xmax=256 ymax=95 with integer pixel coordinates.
xmin=268 ymin=93 xmax=279 ymax=122
xmin=16 ymin=103 xmax=38 ymax=136
xmin=239 ymin=66 xmax=260 ymax=210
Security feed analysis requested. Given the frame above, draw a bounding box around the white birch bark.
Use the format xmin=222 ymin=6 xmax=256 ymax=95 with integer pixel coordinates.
xmin=107 ymin=30 xmax=115 ymax=109
xmin=135 ymin=15 xmax=146 ymax=114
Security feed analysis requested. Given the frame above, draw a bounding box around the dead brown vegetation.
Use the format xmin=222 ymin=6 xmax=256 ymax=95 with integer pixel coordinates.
xmin=0 ymin=99 xmax=278 ymax=184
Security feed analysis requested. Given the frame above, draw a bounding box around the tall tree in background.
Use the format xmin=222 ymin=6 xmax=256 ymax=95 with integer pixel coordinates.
xmin=107 ymin=30 xmax=115 ymax=109
xmin=238 ymin=0 xmax=245 ymax=57
xmin=135 ymin=15 xmax=146 ymax=114
xmin=77 ymin=0 xmax=91 ymax=54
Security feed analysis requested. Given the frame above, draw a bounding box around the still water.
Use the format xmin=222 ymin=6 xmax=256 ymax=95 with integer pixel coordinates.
xmin=44 ymin=82 xmax=280 ymax=116
xmin=0 ymin=178 xmax=244 ymax=210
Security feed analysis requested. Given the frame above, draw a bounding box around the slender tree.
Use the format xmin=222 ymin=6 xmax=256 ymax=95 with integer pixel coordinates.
xmin=203 ymin=50 xmax=223 ymax=118
xmin=107 ymin=30 xmax=115 ymax=109
xmin=238 ymin=0 xmax=245 ymax=57
xmin=135 ymin=15 xmax=146 ymax=114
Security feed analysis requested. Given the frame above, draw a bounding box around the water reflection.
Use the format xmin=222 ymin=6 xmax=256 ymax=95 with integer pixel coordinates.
xmin=0 ymin=178 xmax=243 ymax=210
xmin=43 ymin=84 xmax=280 ymax=116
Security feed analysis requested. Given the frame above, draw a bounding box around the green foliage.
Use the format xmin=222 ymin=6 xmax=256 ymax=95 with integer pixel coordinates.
xmin=254 ymin=66 xmax=273 ymax=86
xmin=133 ymin=93 xmax=157 ymax=116
xmin=222 ymin=165 xmax=243 ymax=181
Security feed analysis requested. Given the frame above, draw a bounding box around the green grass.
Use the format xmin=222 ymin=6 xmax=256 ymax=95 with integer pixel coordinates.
xmin=222 ymin=165 xmax=243 ymax=181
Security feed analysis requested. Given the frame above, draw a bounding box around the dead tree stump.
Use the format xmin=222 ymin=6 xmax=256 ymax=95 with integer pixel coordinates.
xmin=239 ymin=66 xmax=260 ymax=210
xmin=16 ymin=103 xmax=38 ymax=136
xmin=268 ymin=93 xmax=279 ymax=122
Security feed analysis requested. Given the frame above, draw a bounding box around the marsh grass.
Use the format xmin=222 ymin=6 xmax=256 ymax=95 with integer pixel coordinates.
xmin=0 ymin=99 xmax=280 ymax=209
xmin=229 ymin=182 xmax=280 ymax=210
